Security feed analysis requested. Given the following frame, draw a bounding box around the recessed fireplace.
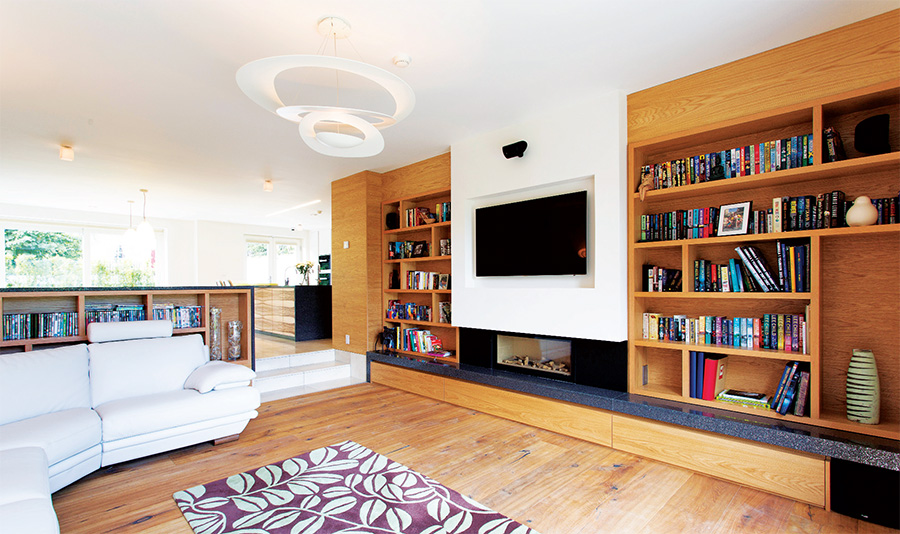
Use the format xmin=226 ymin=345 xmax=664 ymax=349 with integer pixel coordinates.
xmin=497 ymin=334 xmax=571 ymax=377
xmin=460 ymin=327 xmax=628 ymax=392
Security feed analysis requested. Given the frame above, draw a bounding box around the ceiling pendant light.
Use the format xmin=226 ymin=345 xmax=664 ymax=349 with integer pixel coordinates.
xmin=136 ymin=189 xmax=156 ymax=252
xmin=123 ymin=200 xmax=138 ymax=258
xmin=236 ymin=16 xmax=414 ymax=158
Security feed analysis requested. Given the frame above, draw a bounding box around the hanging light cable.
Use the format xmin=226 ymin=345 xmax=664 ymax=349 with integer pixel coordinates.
xmin=136 ymin=189 xmax=156 ymax=252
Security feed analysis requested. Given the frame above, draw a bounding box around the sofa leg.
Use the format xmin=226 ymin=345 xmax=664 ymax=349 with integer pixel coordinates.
xmin=213 ymin=434 xmax=240 ymax=446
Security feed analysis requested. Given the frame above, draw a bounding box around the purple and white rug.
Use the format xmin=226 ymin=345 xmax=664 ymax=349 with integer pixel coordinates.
xmin=173 ymin=440 xmax=540 ymax=534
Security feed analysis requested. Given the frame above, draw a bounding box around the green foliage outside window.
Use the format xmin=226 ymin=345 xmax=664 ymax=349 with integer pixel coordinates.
xmin=91 ymin=260 xmax=154 ymax=287
xmin=4 ymin=230 xmax=83 ymax=287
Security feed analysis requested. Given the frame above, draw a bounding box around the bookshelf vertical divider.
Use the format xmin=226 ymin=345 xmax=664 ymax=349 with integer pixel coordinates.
xmin=627 ymin=80 xmax=899 ymax=440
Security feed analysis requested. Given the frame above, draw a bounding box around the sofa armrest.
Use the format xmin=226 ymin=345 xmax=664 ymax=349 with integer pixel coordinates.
xmin=184 ymin=362 xmax=256 ymax=394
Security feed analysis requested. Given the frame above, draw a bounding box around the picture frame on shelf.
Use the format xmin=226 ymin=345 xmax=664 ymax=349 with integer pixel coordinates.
xmin=718 ymin=201 xmax=752 ymax=236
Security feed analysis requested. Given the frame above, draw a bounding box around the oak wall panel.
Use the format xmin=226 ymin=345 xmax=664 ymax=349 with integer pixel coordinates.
xmin=628 ymin=10 xmax=900 ymax=144
xmin=381 ymin=152 xmax=451 ymax=201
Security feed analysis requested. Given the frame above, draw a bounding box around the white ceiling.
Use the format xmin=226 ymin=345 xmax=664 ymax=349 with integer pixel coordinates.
xmin=1 ymin=0 xmax=896 ymax=231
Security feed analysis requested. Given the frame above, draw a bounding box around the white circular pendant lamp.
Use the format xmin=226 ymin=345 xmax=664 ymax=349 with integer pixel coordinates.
xmin=235 ymin=17 xmax=415 ymax=158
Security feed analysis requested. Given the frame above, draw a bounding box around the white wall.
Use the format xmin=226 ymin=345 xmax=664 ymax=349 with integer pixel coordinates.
xmin=450 ymin=90 xmax=627 ymax=341
xmin=0 ymin=203 xmax=331 ymax=286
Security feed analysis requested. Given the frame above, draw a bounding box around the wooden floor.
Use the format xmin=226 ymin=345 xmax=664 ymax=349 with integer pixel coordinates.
xmin=52 ymin=383 xmax=895 ymax=534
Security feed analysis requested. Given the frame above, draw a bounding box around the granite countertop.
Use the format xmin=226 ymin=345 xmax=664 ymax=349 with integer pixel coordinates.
xmin=366 ymin=351 xmax=899 ymax=471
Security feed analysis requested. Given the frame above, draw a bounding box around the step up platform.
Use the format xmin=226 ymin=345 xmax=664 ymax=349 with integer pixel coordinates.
xmin=253 ymin=349 xmax=366 ymax=402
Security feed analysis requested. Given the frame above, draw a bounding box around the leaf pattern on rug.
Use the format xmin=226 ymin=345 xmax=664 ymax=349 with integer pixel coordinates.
xmin=173 ymin=440 xmax=540 ymax=534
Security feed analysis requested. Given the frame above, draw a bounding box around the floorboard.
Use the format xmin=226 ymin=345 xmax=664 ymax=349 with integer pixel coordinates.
xmin=51 ymin=383 xmax=892 ymax=533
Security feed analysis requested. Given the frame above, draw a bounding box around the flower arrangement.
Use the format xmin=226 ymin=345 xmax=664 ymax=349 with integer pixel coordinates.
xmin=295 ymin=261 xmax=314 ymax=285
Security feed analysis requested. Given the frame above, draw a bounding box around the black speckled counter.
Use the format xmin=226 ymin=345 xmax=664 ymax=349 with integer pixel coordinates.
xmin=0 ymin=286 xmax=255 ymax=292
xmin=367 ymin=352 xmax=899 ymax=471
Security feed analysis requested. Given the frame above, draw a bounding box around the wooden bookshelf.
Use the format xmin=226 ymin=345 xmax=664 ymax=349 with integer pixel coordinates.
xmin=627 ymin=80 xmax=900 ymax=440
xmin=381 ymin=187 xmax=458 ymax=365
xmin=0 ymin=287 xmax=254 ymax=368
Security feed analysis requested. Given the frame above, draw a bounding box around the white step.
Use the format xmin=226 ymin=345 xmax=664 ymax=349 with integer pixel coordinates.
xmin=253 ymin=349 xmax=363 ymax=402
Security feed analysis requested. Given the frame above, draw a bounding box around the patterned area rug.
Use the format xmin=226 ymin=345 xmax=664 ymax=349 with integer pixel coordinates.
xmin=173 ymin=440 xmax=539 ymax=534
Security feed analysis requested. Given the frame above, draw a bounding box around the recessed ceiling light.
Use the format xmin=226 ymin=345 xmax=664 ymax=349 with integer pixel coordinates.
xmin=59 ymin=145 xmax=74 ymax=161
xmin=263 ymin=180 xmax=274 ymax=192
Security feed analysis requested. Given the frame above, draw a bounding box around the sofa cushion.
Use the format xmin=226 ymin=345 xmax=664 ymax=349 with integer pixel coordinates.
xmin=0 ymin=345 xmax=91 ymax=426
xmin=87 ymin=319 xmax=173 ymax=343
xmin=95 ymin=387 xmax=260 ymax=442
xmin=0 ymin=408 xmax=102 ymax=467
xmin=0 ymin=498 xmax=59 ymax=534
xmin=184 ymin=361 xmax=256 ymax=393
xmin=89 ymin=334 xmax=207 ymax=407
xmin=0 ymin=447 xmax=50 ymax=506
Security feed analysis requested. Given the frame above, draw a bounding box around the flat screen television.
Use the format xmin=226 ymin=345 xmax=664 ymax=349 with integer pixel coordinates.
xmin=475 ymin=190 xmax=588 ymax=277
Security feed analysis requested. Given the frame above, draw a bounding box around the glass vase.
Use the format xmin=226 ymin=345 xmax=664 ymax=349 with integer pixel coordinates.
xmin=209 ymin=307 xmax=223 ymax=361
xmin=227 ymin=320 xmax=242 ymax=361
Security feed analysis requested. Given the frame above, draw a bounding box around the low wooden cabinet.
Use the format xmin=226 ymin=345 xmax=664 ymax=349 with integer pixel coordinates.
xmin=0 ymin=287 xmax=254 ymax=368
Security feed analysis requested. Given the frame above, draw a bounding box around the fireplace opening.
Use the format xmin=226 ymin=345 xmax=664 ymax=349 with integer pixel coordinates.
xmin=496 ymin=334 xmax=571 ymax=377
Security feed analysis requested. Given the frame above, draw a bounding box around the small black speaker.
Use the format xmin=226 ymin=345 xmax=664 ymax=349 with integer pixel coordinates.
xmin=854 ymin=114 xmax=891 ymax=155
xmin=502 ymin=140 xmax=527 ymax=159
xmin=385 ymin=212 xmax=400 ymax=230
xmin=830 ymin=458 xmax=900 ymax=529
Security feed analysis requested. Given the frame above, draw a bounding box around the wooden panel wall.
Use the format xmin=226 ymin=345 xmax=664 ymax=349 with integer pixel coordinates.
xmin=628 ymin=10 xmax=900 ymax=144
xmin=380 ymin=152 xmax=451 ymax=201
xmin=331 ymin=171 xmax=382 ymax=354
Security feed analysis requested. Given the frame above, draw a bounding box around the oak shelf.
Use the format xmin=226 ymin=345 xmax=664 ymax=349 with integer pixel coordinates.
xmin=628 ymin=80 xmax=900 ymax=439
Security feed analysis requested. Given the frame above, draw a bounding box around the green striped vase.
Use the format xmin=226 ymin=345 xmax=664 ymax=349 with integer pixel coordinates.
xmin=846 ymin=349 xmax=880 ymax=425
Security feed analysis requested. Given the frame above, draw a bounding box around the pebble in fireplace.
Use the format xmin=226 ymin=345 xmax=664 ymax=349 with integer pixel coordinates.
xmin=500 ymin=354 xmax=570 ymax=375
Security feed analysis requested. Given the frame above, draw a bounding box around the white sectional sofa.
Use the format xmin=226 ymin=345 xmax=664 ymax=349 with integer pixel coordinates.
xmin=0 ymin=320 xmax=261 ymax=533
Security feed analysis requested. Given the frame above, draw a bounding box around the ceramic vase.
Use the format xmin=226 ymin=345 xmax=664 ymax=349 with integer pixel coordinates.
xmin=845 ymin=196 xmax=879 ymax=227
xmin=227 ymin=320 xmax=242 ymax=361
xmin=846 ymin=349 xmax=880 ymax=424
xmin=208 ymin=307 xmax=223 ymax=360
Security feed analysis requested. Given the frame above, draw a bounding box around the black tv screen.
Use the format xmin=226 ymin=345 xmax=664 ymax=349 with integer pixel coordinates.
xmin=475 ymin=190 xmax=588 ymax=276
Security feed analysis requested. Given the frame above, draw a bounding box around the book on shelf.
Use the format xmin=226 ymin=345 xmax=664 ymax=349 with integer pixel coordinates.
xmin=2 ymin=311 xmax=78 ymax=341
xmin=638 ymin=134 xmax=814 ymax=194
xmin=438 ymin=302 xmax=451 ymax=324
xmin=435 ymin=202 xmax=451 ymax=223
xmin=715 ymin=389 xmax=771 ymax=409
xmin=402 ymin=328 xmax=443 ymax=353
xmin=643 ymin=312 xmax=807 ymax=353
xmin=644 ymin=265 xmax=682 ymax=292
xmin=701 ymin=354 xmax=728 ymax=401
xmin=439 ymin=238 xmax=451 ymax=256
xmin=437 ymin=274 xmax=450 ymax=290
xmin=823 ymin=127 xmax=846 ymax=162
xmin=151 ymin=304 xmax=202 ymax=329
xmin=388 ymin=240 xmax=431 ymax=259
xmin=385 ymin=301 xmax=432 ymax=322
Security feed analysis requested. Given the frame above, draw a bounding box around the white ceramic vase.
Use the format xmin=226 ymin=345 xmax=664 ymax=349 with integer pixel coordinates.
xmin=846 ymin=349 xmax=880 ymax=425
xmin=845 ymin=196 xmax=879 ymax=227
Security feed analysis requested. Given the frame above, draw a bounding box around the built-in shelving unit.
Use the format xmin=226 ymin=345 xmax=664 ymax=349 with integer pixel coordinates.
xmin=627 ymin=80 xmax=900 ymax=440
xmin=382 ymin=187 xmax=458 ymax=365
xmin=0 ymin=287 xmax=254 ymax=368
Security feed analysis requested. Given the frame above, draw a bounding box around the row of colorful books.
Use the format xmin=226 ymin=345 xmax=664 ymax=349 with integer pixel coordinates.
xmin=642 ymin=312 xmax=808 ymax=353
xmin=404 ymin=202 xmax=451 ymax=227
xmin=385 ymin=300 xmax=432 ymax=322
xmin=2 ymin=312 xmax=78 ymax=341
xmin=84 ymin=304 xmax=146 ymax=325
xmin=402 ymin=328 xmax=444 ymax=354
xmin=151 ymin=304 xmax=202 ymax=329
xmin=642 ymin=265 xmax=682 ymax=292
xmin=772 ymin=361 xmax=811 ymax=415
xmin=639 ymin=206 xmax=720 ymax=242
xmin=406 ymin=271 xmax=450 ymax=290
xmin=640 ymin=134 xmax=814 ymax=192
xmin=387 ymin=240 xmax=429 ymax=260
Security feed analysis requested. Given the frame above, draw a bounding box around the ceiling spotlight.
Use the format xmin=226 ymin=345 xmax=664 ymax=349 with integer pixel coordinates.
xmin=392 ymin=54 xmax=412 ymax=68
xmin=236 ymin=16 xmax=415 ymax=158
xmin=263 ymin=180 xmax=274 ymax=192
xmin=59 ymin=145 xmax=74 ymax=161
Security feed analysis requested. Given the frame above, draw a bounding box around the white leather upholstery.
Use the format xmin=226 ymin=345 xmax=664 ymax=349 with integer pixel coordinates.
xmin=0 ymin=408 xmax=101 ymax=468
xmin=0 ymin=447 xmax=59 ymax=534
xmin=184 ymin=361 xmax=257 ymax=393
xmin=96 ymin=387 xmax=260 ymax=442
xmin=0 ymin=345 xmax=91 ymax=426
xmin=88 ymin=334 xmax=207 ymax=407
xmin=87 ymin=319 xmax=173 ymax=343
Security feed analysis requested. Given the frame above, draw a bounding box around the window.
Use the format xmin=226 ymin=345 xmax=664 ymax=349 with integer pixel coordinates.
xmin=245 ymin=241 xmax=270 ymax=284
xmin=245 ymin=237 xmax=303 ymax=285
xmin=2 ymin=223 xmax=167 ymax=288
xmin=3 ymin=229 xmax=83 ymax=287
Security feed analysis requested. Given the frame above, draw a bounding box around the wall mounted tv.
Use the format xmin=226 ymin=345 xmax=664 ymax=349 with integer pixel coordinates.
xmin=475 ymin=190 xmax=588 ymax=277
